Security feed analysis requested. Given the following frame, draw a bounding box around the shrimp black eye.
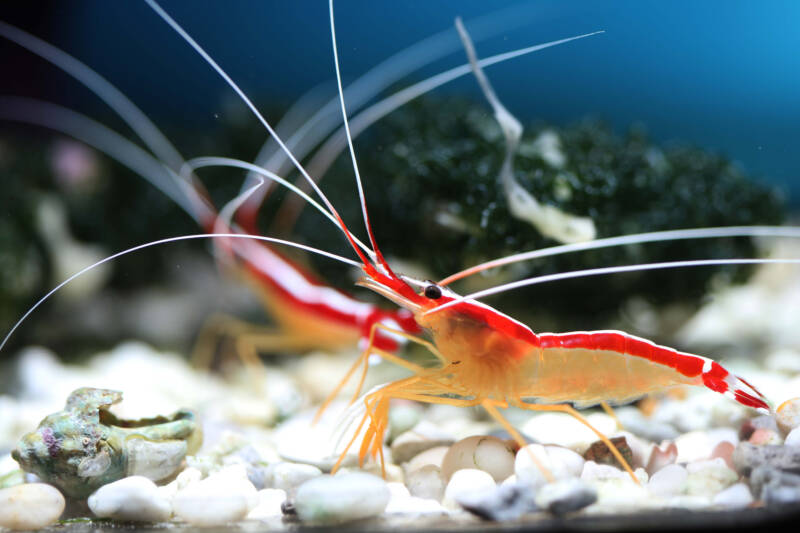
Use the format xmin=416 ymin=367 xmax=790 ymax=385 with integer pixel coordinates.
xmin=424 ymin=284 xmax=442 ymax=299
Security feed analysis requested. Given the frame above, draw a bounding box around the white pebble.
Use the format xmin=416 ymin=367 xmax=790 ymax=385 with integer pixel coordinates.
xmin=442 ymin=468 xmax=496 ymax=510
xmin=713 ymin=483 xmax=754 ymax=508
xmin=685 ymin=461 xmax=737 ymax=496
xmin=405 ymin=446 xmax=449 ymax=473
xmin=173 ymin=474 xmax=257 ymax=526
xmin=515 ymin=444 xmax=584 ymax=488
xmin=441 ymin=436 xmax=515 ymax=482
xmin=0 ymin=483 xmax=65 ymax=531
xmin=270 ymin=462 xmax=322 ymax=494
xmin=590 ymin=478 xmax=650 ymax=510
xmin=521 ymin=413 xmax=616 ymax=452
xmin=294 ymin=473 xmax=389 ymax=523
xmin=785 ymin=427 xmax=800 ymax=447
xmin=675 ymin=431 xmax=715 ymax=463
xmin=246 ymin=489 xmax=287 ymax=520
xmin=406 ymin=465 xmax=445 ymax=501
xmin=647 ymin=464 xmax=688 ymax=498
xmin=385 ymin=480 xmax=445 ymax=515
xmin=88 ymin=476 xmax=171 ymax=522
xmin=581 ymin=461 xmax=648 ymax=484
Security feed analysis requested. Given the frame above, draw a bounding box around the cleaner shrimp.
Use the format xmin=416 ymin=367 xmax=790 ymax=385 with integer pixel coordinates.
xmin=1 ymin=1 xmax=798 ymax=490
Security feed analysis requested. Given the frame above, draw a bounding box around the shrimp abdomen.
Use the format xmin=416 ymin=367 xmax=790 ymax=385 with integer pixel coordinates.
xmin=518 ymin=331 xmax=770 ymax=411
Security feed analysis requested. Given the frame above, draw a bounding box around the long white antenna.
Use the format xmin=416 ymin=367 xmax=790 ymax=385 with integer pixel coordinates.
xmin=328 ymin=0 xmax=380 ymax=258
xmin=0 ymin=233 xmax=360 ymax=352
xmin=144 ymin=0 xmax=372 ymax=260
xmin=426 ymin=257 xmax=800 ymax=317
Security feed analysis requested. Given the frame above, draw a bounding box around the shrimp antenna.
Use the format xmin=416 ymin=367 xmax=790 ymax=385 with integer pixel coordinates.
xmin=0 ymin=233 xmax=360 ymax=353
xmin=328 ymin=0 xmax=391 ymax=274
xmin=426 ymin=257 xmax=800 ymax=317
xmin=144 ymin=0 xmax=377 ymax=271
xmin=0 ymin=20 xmax=214 ymax=227
xmin=439 ymin=226 xmax=800 ymax=286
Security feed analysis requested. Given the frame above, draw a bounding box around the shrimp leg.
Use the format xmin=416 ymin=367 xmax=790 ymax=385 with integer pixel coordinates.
xmin=315 ymin=323 xmax=444 ymax=422
xmin=510 ymin=398 xmax=639 ymax=485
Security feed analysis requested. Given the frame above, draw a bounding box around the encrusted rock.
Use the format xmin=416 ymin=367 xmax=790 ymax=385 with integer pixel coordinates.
xmin=775 ymin=398 xmax=800 ymax=436
xmin=583 ymin=436 xmax=634 ymax=470
xmin=11 ymin=388 xmax=199 ymax=498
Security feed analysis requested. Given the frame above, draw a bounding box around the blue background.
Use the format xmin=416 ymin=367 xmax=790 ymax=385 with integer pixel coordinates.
xmin=5 ymin=0 xmax=800 ymax=202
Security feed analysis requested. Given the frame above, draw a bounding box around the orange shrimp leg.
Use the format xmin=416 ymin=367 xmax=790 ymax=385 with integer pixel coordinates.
xmin=599 ymin=401 xmax=626 ymax=431
xmin=481 ymin=400 xmax=555 ymax=483
xmin=510 ymin=398 xmax=640 ymax=485
xmin=314 ymin=323 xmax=442 ymax=423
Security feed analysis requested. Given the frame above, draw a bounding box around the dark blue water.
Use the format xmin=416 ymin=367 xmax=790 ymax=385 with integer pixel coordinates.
xmin=6 ymin=0 xmax=800 ymax=201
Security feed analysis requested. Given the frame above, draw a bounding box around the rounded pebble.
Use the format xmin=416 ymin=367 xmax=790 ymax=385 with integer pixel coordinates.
xmin=405 ymin=446 xmax=449 ymax=473
xmin=270 ymin=462 xmax=322 ymax=494
xmin=88 ymin=476 xmax=171 ymax=522
xmin=247 ymin=489 xmax=287 ymax=520
xmin=515 ymin=444 xmax=584 ymax=488
xmin=647 ymin=464 xmax=688 ymax=497
xmin=443 ymin=468 xmax=496 ymax=510
xmin=173 ymin=473 xmax=257 ymax=526
xmin=406 ymin=464 xmax=445 ymax=501
xmin=521 ymin=413 xmax=616 ymax=452
xmin=441 ymin=436 xmax=515 ymax=482
xmin=0 ymin=483 xmax=65 ymax=531
xmin=685 ymin=459 xmax=738 ymax=496
xmin=390 ymin=421 xmax=455 ymax=464
xmin=294 ymin=473 xmax=389 ymax=523
xmin=785 ymin=427 xmax=800 ymax=447
xmin=713 ymin=483 xmax=753 ymax=508
xmin=776 ymin=398 xmax=800 ymax=435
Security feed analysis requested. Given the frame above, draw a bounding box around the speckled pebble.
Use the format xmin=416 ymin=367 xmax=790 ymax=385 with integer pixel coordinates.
xmin=88 ymin=476 xmax=171 ymax=522
xmin=457 ymin=480 xmax=538 ymax=521
xmin=776 ymin=398 xmax=800 ymax=435
xmin=406 ymin=464 xmax=445 ymax=501
xmin=535 ymin=478 xmax=597 ymax=516
xmin=0 ymin=483 xmax=65 ymax=531
xmin=733 ymin=443 xmax=800 ymax=476
xmin=294 ymin=473 xmax=390 ymax=523
xmin=443 ymin=468 xmax=496 ymax=510
xmin=712 ymin=483 xmax=753 ymax=508
xmin=515 ymin=444 xmax=584 ymax=488
xmin=750 ymin=466 xmax=800 ymax=504
xmin=647 ymin=464 xmax=688 ymax=497
xmin=685 ymin=459 xmax=738 ymax=496
xmin=441 ymin=436 xmax=515 ymax=482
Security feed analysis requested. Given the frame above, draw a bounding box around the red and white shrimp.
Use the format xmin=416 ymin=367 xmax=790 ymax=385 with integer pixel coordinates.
xmin=1 ymin=0 xmax=797 ymax=487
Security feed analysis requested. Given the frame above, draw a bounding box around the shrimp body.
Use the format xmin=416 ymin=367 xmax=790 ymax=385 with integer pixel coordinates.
xmin=418 ymin=301 xmax=769 ymax=410
xmin=231 ymin=236 xmax=418 ymax=352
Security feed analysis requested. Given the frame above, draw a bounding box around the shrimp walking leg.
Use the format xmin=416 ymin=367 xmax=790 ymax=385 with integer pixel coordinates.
xmin=191 ymin=314 xmax=316 ymax=375
xmin=481 ymin=400 xmax=555 ymax=483
xmin=315 ymin=322 xmax=444 ymax=422
xmin=511 ymin=399 xmax=639 ymax=484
